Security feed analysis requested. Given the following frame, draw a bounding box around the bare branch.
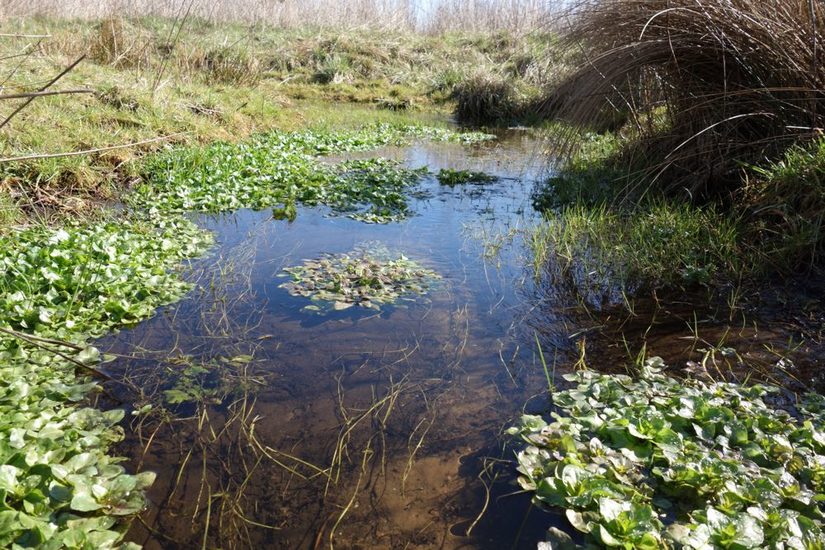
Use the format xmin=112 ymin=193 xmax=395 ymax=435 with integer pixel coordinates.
xmin=0 ymin=88 xmax=94 ymax=101
xmin=0 ymin=54 xmax=85 ymax=131
xmin=0 ymin=133 xmax=188 ymax=163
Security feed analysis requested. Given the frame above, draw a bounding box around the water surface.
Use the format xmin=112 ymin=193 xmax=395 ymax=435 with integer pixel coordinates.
xmin=99 ymin=132 xmax=570 ymax=549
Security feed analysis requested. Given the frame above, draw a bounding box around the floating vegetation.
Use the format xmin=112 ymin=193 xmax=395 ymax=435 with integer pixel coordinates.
xmin=279 ymin=245 xmax=440 ymax=313
xmin=0 ymin=215 xmax=212 ymax=546
xmin=134 ymin=124 xmax=494 ymax=222
xmin=508 ymin=358 xmax=825 ymax=549
xmin=0 ymin=216 xmax=212 ymax=340
xmin=436 ymin=168 xmax=497 ymax=186
xmin=325 ymin=158 xmax=427 ymax=223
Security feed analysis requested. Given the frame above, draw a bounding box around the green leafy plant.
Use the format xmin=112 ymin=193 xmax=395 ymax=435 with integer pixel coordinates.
xmin=134 ymin=124 xmax=493 ymax=222
xmin=0 ymin=215 xmax=212 ymax=547
xmin=508 ymin=358 xmax=825 ymax=548
xmin=279 ymin=244 xmax=440 ymax=313
xmin=436 ymin=168 xmax=497 ymax=186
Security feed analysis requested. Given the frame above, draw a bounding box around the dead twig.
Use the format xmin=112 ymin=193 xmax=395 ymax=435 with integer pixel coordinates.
xmin=0 ymin=132 xmax=188 ymax=163
xmin=0 ymin=54 xmax=85 ymax=131
xmin=0 ymin=88 xmax=94 ymax=101
xmin=0 ymin=33 xmax=51 ymax=38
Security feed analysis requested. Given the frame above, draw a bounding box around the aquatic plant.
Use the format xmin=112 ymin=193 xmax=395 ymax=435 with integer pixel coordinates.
xmin=279 ymin=245 xmax=440 ymax=313
xmin=436 ymin=168 xmax=497 ymax=186
xmin=134 ymin=124 xmax=493 ymax=223
xmin=0 ymin=216 xmax=212 ymax=340
xmin=0 ymin=216 xmax=212 ymax=546
xmin=529 ymin=201 xmax=741 ymax=306
xmin=508 ymin=358 xmax=825 ymax=548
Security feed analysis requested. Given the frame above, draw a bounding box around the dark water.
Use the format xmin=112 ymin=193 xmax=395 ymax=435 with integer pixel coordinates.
xmin=98 ymin=132 xmax=572 ymax=549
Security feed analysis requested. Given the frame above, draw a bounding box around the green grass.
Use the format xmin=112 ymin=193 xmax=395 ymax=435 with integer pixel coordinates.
xmin=742 ymin=137 xmax=825 ymax=272
xmin=529 ymin=126 xmax=825 ymax=302
xmin=531 ymin=126 xmax=745 ymax=301
xmin=530 ymin=202 xmax=742 ymax=302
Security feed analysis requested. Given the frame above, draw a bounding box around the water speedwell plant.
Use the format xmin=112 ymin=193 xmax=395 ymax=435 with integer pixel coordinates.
xmin=134 ymin=124 xmax=493 ymax=223
xmin=279 ymin=244 xmax=440 ymax=313
xmin=0 ymin=215 xmax=212 ymax=547
xmin=509 ymin=358 xmax=825 ymax=548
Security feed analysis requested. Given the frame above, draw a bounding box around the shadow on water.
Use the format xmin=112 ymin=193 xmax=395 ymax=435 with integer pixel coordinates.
xmin=96 ymin=131 xmax=575 ymax=549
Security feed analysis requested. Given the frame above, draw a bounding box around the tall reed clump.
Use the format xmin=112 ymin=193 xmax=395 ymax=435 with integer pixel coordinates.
xmin=552 ymin=0 xmax=825 ymax=198
xmin=543 ymin=0 xmax=825 ymax=272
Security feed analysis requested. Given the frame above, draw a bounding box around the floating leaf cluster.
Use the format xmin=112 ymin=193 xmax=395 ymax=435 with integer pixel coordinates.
xmin=508 ymin=358 xmax=825 ymax=549
xmin=279 ymin=246 xmax=440 ymax=313
xmin=0 ymin=217 xmax=211 ymax=341
xmin=0 ymin=215 xmax=212 ymax=547
xmin=134 ymin=124 xmax=493 ymax=222
xmin=436 ymin=168 xmax=497 ymax=186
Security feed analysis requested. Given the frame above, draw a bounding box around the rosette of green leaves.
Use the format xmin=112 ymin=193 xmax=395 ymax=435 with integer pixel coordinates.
xmin=280 ymin=248 xmax=440 ymax=313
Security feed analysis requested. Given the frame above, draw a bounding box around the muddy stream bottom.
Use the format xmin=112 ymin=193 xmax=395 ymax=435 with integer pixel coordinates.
xmin=95 ymin=132 xmax=824 ymax=549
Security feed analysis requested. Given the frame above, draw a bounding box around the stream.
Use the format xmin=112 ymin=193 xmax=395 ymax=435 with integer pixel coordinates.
xmin=96 ymin=131 xmax=574 ymax=549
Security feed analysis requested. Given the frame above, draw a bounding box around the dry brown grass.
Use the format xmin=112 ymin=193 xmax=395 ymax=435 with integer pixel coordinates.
xmin=550 ymin=0 xmax=825 ymax=197
xmin=1 ymin=0 xmax=555 ymax=34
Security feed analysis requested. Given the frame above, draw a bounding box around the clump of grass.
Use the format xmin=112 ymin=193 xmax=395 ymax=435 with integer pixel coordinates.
xmin=0 ymin=191 xmax=21 ymax=229
xmin=452 ymin=72 xmax=519 ymax=125
xmin=91 ymin=17 xmax=154 ymax=68
xmin=310 ymin=53 xmax=352 ymax=85
xmin=532 ymin=128 xmax=627 ymax=209
xmin=188 ymin=44 xmax=262 ymax=86
xmin=742 ymin=136 xmax=825 ymax=272
xmin=552 ymin=0 xmax=825 ymax=197
xmin=531 ymin=201 xmax=741 ymax=306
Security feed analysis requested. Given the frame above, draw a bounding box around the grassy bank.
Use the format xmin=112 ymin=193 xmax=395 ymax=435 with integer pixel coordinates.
xmin=0 ymin=16 xmax=554 ymax=225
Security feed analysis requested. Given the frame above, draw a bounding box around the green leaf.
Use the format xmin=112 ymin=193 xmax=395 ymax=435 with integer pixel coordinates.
xmin=76 ymin=346 xmax=101 ymax=365
xmin=70 ymin=492 xmax=102 ymax=512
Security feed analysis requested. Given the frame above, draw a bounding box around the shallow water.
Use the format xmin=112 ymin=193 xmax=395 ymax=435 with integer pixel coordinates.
xmin=93 ymin=128 xmax=825 ymax=549
xmin=97 ymin=131 xmax=576 ymax=549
